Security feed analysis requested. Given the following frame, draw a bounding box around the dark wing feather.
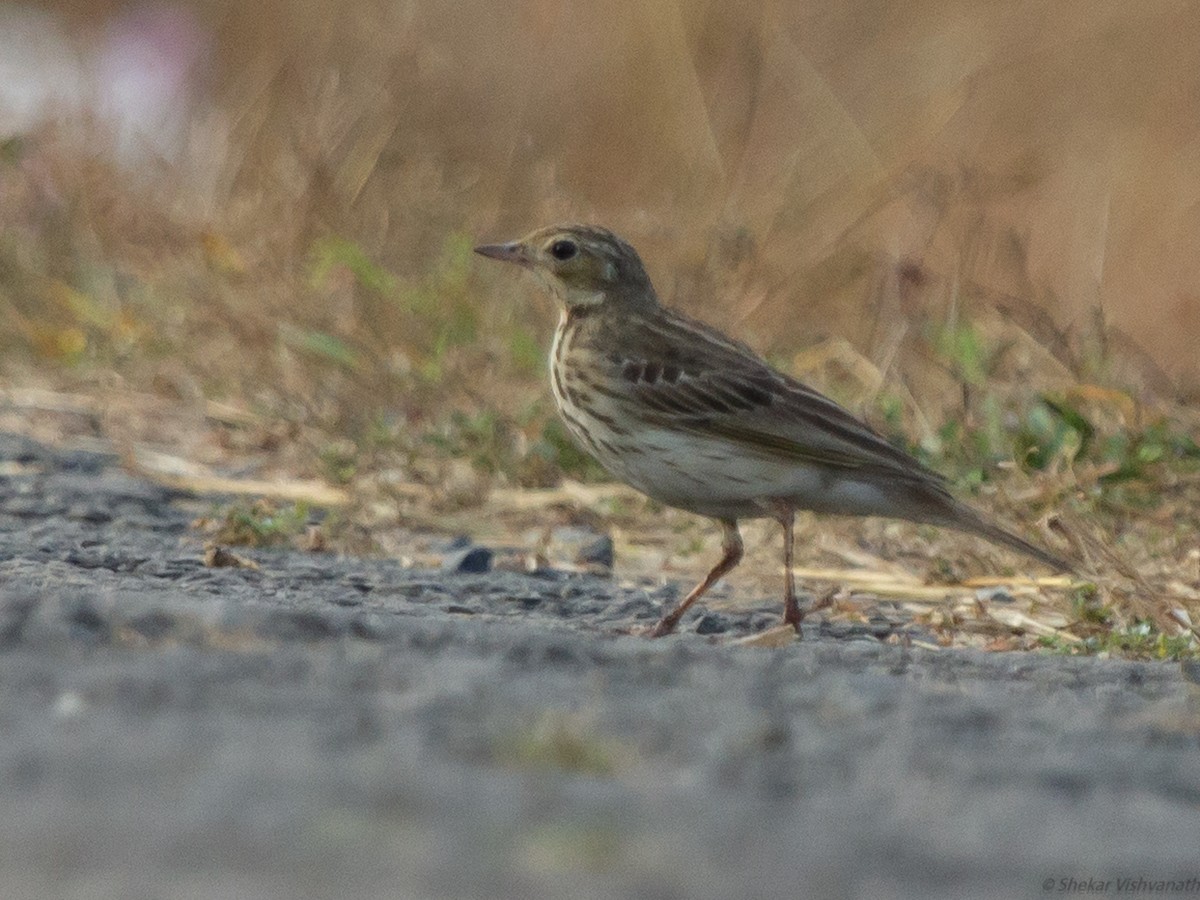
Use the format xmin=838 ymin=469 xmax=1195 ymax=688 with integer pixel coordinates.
xmin=602 ymin=308 xmax=945 ymax=483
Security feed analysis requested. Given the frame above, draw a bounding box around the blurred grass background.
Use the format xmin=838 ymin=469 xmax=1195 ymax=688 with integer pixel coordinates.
xmin=1 ymin=0 xmax=1199 ymax=619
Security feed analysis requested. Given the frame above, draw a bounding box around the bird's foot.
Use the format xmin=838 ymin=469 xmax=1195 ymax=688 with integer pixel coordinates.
xmin=783 ymin=596 xmax=805 ymax=633
xmin=645 ymin=617 xmax=678 ymax=638
xmin=782 ymin=611 xmax=805 ymax=636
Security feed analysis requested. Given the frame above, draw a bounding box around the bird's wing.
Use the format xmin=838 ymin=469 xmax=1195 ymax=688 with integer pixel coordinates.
xmin=610 ymin=310 xmax=945 ymax=483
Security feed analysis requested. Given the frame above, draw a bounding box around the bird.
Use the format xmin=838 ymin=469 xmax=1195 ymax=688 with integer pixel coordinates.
xmin=475 ymin=224 xmax=1071 ymax=637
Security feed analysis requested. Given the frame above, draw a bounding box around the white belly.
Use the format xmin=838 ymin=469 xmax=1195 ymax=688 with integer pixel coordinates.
xmin=548 ymin=323 xmax=895 ymax=521
xmin=564 ymin=414 xmax=894 ymax=521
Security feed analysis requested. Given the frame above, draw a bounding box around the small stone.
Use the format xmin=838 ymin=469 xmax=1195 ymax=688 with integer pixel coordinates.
xmin=575 ymin=535 xmax=615 ymax=570
xmin=867 ymin=615 xmax=896 ymax=638
xmin=204 ymin=546 xmax=259 ymax=570
xmin=68 ymin=504 xmax=113 ymax=524
xmin=342 ymin=574 xmax=374 ymax=594
xmin=543 ymin=526 xmax=614 ymax=571
xmin=976 ymin=587 xmax=1016 ymax=603
xmin=441 ymin=546 xmax=493 ymax=574
xmin=695 ymin=613 xmax=728 ymax=635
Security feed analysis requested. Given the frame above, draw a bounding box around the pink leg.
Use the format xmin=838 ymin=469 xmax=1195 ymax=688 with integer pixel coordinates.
xmin=778 ymin=509 xmax=803 ymax=631
xmin=649 ymin=520 xmax=743 ymax=637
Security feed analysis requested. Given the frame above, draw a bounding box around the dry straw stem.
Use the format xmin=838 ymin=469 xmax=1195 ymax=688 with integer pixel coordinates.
xmin=128 ymin=447 xmax=351 ymax=509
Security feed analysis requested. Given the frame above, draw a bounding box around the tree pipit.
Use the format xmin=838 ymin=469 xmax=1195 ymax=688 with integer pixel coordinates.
xmin=476 ymin=224 xmax=1071 ymax=637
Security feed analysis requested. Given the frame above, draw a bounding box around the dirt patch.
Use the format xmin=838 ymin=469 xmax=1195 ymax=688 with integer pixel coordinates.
xmin=1 ymin=432 xmax=1197 ymax=898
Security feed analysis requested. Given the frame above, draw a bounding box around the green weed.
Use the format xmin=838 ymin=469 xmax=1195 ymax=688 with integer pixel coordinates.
xmin=1038 ymin=623 xmax=1196 ymax=661
xmin=209 ymin=499 xmax=312 ymax=548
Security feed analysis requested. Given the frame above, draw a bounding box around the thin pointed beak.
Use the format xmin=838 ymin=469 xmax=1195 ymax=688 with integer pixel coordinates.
xmin=474 ymin=241 xmax=530 ymax=266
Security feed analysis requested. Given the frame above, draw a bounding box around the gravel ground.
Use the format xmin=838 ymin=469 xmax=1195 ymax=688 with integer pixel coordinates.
xmin=1 ymin=432 xmax=1198 ymax=900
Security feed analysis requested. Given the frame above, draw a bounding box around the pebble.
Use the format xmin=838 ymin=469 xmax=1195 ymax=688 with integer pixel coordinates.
xmin=441 ymin=545 xmax=494 ymax=574
xmin=576 ymin=534 xmax=615 ymax=569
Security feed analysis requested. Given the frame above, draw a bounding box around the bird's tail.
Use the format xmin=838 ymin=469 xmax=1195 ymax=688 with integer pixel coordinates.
xmin=938 ymin=499 xmax=1073 ymax=573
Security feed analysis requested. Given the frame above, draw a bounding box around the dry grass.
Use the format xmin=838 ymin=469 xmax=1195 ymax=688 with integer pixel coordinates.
xmin=1 ymin=0 xmax=1198 ymax=656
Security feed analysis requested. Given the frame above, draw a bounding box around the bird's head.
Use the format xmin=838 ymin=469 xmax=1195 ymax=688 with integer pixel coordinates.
xmin=475 ymin=224 xmax=658 ymax=311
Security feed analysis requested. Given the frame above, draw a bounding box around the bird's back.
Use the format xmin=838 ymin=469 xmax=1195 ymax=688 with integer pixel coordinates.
xmin=549 ymin=302 xmax=954 ymax=520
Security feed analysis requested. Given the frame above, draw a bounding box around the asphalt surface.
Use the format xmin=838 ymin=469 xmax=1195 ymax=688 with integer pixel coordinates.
xmin=1 ymin=432 xmax=1198 ymax=900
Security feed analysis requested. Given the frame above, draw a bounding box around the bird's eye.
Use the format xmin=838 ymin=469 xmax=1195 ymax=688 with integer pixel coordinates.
xmin=549 ymin=239 xmax=578 ymax=261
